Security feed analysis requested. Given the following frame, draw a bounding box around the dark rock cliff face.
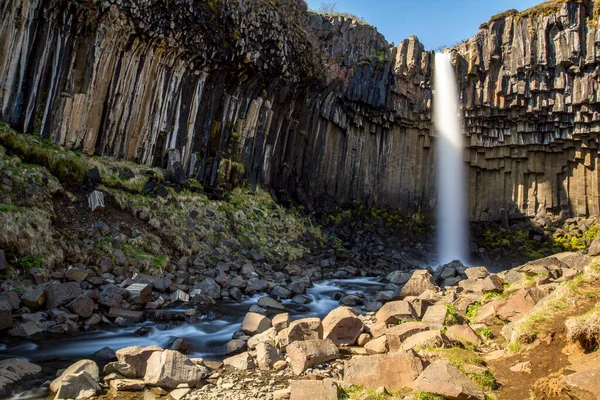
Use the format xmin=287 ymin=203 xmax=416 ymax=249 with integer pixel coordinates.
xmin=1 ymin=0 xmax=599 ymax=222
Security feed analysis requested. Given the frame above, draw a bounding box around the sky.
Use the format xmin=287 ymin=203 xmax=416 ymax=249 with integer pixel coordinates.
xmin=305 ymin=0 xmax=544 ymax=50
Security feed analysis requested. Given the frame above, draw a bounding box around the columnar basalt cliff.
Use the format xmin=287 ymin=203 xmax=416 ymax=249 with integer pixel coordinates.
xmin=1 ymin=0 xmax=599 ymax=222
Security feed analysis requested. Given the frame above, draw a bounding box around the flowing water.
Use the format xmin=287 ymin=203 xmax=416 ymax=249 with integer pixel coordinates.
xmin=434 ymin=52 xmax=468 ymax=265
xmin=0 ymin=278 xmax=385 ymax=363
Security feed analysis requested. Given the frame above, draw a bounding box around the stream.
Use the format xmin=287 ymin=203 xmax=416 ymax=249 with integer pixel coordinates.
xmin=0 ymin=278 xmax=386 ymax=398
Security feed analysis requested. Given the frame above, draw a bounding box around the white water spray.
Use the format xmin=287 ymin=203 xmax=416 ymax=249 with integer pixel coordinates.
xmin=434 ymin=53 xmax=468 ymax=264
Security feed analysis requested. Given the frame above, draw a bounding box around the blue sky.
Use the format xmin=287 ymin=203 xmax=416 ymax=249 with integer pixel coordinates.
xmin=306 ymin=0 xmax=543 ymax=50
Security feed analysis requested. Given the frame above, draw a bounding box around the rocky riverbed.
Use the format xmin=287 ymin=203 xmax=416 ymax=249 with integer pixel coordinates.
xmin=2 ymin=249 xmax=600 ymax=400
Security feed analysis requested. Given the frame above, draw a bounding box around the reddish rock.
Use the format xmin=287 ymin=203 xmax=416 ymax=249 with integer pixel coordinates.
xmin=344 ymin=350 xmax=424 ymax=390
xmin=386 ymin=322 xmax=430 ymax=351
xmin=290 ymin=379 xmax=338 ymax=400
xmin=322 ymin=307 xmax=365 ymax=346
xmin=412 ymin=360 xmax=485 ymax=399
xmin=287 ymin=339 xmax=339 ymax=375
xmin=375 ymin=300 xmax=417 ymax=324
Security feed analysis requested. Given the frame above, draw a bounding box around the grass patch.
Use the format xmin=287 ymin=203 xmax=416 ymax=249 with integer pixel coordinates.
xmin=483 ymin=291 xmax=506 ymax=303
xmin=466 ymin=302 xmax=482 ymax=320
xmin=565 ymin=302 xmax=600 ymax=352
xmin=468 ymin=370 xmax=498 ymax=391
xmin=445 ymin=304 xmax=460 ymax=325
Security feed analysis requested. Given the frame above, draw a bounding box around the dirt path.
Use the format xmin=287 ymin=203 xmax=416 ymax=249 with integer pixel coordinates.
xmin=488 ymin=291 xmax=600 ymax=400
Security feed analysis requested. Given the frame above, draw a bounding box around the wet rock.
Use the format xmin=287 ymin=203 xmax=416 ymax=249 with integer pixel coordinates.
xmin=9 ymin=321 xmax=43 ymax=337
xmin=292 ymin=295 xmax=312 ymax=304
xmin=411 ymin=360 xmax=485 ymax=400
xmin=375 ymin=300 xmax=417 ymax=324
xmin=92 ymin=347 xmax=116 ymax=360
xmin=344 ymin=350 xmax=424 ymax=390
xmin=322 ymin=307 xmax=365 ymax=346
xmin=45 ymin=282 xmax=83 ymax=309
xmin=400 ymin=270 xmax=438 ymax=298
xmin=223 ymin=352 xmax=256 ymax=370
xmin=256 ymin=342 xmax=284 ymax=370
xmin=115 ymin=345 xmax=163 ymax=377
xmin=386 ymin=271 xmax=411 ymax=285
xmin=170 ymin=290 xmax=189 ymax=303
xmin=144 ymin=349 xmax=208 ymax=388
xmin=287 ymin=339 xmax=339 ymax=375
xmin=272 ymin=286 xmax=293 ymax=299
xmin=108 ymin=308 xmax=144 ymax=321
xmin=170 ymin=338 xmax=194 ymax=354
xmin=258 ymin=296 xmax=286 ymax=310
xmin=189 ymin=289 xmax=216 ymax=304
xmin=240 ymin=312 xmax=271 ymax=335
xmin=339 ymin=295 xmax=363 ymax=306
xmin=290 ymin=378 xmax=338 ymax=400
xmin=225 ymin=339 xmax=247 ymax=355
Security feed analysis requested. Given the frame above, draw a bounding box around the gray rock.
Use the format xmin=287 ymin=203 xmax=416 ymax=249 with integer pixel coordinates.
xmin=45 ymin=282 xmax=83 ymax=309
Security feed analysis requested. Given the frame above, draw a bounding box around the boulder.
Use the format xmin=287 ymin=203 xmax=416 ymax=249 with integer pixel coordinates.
xmin=248 ymin=327 xmax=277 ymax=350
xmin=65 ymin=295 xmax=95 ymax=318
xmin=126 ymin=283 xmax=152 ymax=304
xmin=421 ymin=304 xmax=449 ymax=329
xmin=458 ymin=275 xmax=503 ymax=294
xmin=587 ymin=238 xmax=600 ymax=256
xmin=495 ymin=288 xmax=546 ymax=322
xmin=108 ymin=307 xmax=144 ymax=321
xmin=144 ymin=350 xmax=208 ymax=388
xmin=196 ymin=278 xmax=221 ymax=299
xmin=375 ymin=300 xmax=417 ymax=324
xmin=445 ymin=325 xmax=482 ymax=346
xmin=241 ymin=312 xmax=271 ymax=335
xmin=104 ymin=362 xmax=137 ymax=378
xmin=412 ymin=360 xmax=485 ymax=400
xmin=277 ymin=318 xmax=322 ymax=350
xmin=20 ymin=289 xmax=46 ymax=310
xmin=290 ymin=378 xmax=338 ymax=400
xmin=0 ymin=359 xmax=42 ymax=397
xmin=364 ymin=335 xmax=388 ymax=354
xmin=464 ymin=267 xmax=489 ymax=280
xmin=51 ymin=360 xmax=100 ymax=392
xmin=170 ymin=338 xmax=194 ymax=354
xmin=53 ymin=371 xmax=101 ymax=400
xmin=0 ymin=302 xmax=12 ymax=331
xmin=258 ymin=296 xmax=286 ymax=310
xmin=225 ymin=339 xmax=247 ymax=355
xmin=223 ymin=352 xmax=256 ymax=370
xmin=287 ymin=339 xmax=339 ymax=375
xmin=322 ymin=307 xmax=365 ymax=346
xmin=400 ymin=270 xmax=438 ymax=298
xmin=256 ymin=342 xmax=284 ymax=370
xmin=386 ymin=322 xmax=430 ymax=351
xmin=343 ymin=350 xmax=424 ymax=390
xmin=272 ymin=313 xmax=290 ymax=331
xmin=109 ymin=379 xmax=145 ymax=391
xmin=401 ymin=330 xmax=449 ymax=351
xmin=115 ymin=345 xmax=163 ymax=377
xmin=563 ymin=368 xmax=600 ymax=400
xmin=66 ymin=268 xmax=91 ymax=282
xmin=45 ymin=282 xmax=83 ymax=309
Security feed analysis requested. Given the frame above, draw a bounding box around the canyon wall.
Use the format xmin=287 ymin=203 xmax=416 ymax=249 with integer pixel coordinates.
xmin=1 ymin=0 xmax=599 ymax=222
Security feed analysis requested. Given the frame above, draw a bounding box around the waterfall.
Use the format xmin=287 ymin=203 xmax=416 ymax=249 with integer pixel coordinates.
xmin=434 ymin=53 xmax=468 ymax=264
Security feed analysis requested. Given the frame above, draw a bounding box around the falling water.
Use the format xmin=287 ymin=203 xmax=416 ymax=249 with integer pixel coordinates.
xmin=434 ymin=52 xmax=468 ymax=264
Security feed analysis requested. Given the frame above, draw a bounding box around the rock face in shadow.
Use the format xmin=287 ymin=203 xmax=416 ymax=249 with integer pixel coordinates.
xmin=1 ymin=0 xmax=600 ymax=221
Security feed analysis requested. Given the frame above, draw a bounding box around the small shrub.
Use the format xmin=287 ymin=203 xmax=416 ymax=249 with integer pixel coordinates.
xmin=466 ymin=302 xmax=482 ymax=320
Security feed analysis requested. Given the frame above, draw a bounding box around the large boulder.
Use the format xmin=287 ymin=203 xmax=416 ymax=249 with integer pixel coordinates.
xmin=344 ymin=350 xmax=424 ymax=390
xmin=240 ymin=312 xmax=271 ymax=335
xmin=0 ymin=359 xmax=42 ymax=397
xmin=45 ymin=282 xmax=83 ymax=309
xmin=445 ymin=325 xmax=482 ymax=346
xmin=458 ymin=275 xmax=503 ymax=294
xmin=195 ymin=278 xmax=221 ymax=299
xmin=421 ymin=304 xmax=449 ymax=329
xmin=53 ymin=371 xmax=101 ymax=400
xmin=65 ymin=295 xmax=95 ymax=318
xmin=400 ymin=270 xmax=438 ymax=298
xmin=144 ymin=350 xmax=208 ymax=388
xmin=115 ymin=345 xmax=162 ymax=377
xmin=495 ymin=288 xmax=546 ymax=322
xmin=287 ymin=339 xmax=339 ymax=375
xmin=290 ymin=378 xmax=338 ymax=400
xmin=248 ymin=327 xmax=277 ymax=350
xmin=50 ymin=360 xmax=99 ymax=392
xmin=375 ymin=300 xmax=417 ymax=324
xmin=322 ymin=307 xmax=365 ymax=346
xmin=20 ymin=289 xmax=46 ymax=310
xmin=563 ymin=368 xmax=600 ymax=399
xmin=277 ymin=318 xmax=322 ymax=350
xmin=256 ymin=342 xmax=284 ymax=370
xmin=412 ymin=360 xmax=485 ymax=400
xmin=401 ymin=330 xmax=449 ymax=352
xmin=385 ymin=322 xmax=430 ymax=352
